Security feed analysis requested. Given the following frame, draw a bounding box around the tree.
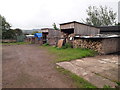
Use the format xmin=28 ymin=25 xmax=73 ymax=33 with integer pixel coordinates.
xmin=0 ymin=15 xmax=2 ymax=39
xmin=53 ymin=23 xmax=59 ymax=30
xmin=0 ymin=15 xmax=2 ymax=30
xmin=2 ymin=29 xmax=16 ymax=39
xmin=1 ymin=15 xmax=12 ymax=39
xmin=1 ymin=15 xmax=11 ymax=32
xmin=14 ymin=28 xmax=23 ymax=36
xmin=84 ymin=6 xmax=117 ymax=26
xmin=1 ymin=15 xmax=24 ymax=40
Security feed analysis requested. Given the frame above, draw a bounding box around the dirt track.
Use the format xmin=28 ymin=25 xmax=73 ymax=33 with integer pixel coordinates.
xmin=2 ymin=44 xmax=75 ymax=88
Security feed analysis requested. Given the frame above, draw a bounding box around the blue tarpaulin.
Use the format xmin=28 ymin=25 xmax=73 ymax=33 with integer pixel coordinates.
xmin=34 ymin=33 xmax=42 ymax=40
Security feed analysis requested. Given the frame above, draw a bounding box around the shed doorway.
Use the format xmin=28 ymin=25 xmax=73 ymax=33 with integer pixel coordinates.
xmin=61 ymin=28 xmax=74 ymax=35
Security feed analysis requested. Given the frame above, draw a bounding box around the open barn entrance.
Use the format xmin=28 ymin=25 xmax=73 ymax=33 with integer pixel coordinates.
xmin=61 ymin=28 xmax=74 ymax=35
xmin=42 ymin=32 xmax=48 ymax=44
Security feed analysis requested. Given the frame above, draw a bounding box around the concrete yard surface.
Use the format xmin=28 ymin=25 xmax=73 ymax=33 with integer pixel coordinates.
xmin=57 ymin=55 xmax=119 ymax=88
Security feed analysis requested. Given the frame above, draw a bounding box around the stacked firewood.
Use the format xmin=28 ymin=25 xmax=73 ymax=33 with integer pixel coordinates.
xmin=73 ymin=39 xmax=103 ymax=53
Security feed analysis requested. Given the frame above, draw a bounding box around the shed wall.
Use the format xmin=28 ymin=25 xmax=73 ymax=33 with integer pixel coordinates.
xmin=47 ymin=30 xmax=62 ymax=45
xmin=74 ymin=23 xmax=100 ymax=35
xmin=41 ymin=30 xmax=48 ymax=33
xmin=102 ymin=38 xmax=119 ymax=54
xmin=48 ymin=30 xmax=62 ymax=37
xmin=100 ymin=31 xmax=120 ymax=35
xmin=60 ymin=23 xmax=74 ymax=29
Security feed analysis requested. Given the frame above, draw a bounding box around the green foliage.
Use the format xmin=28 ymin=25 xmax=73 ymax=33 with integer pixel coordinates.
xmin=42 ymin=43 xmax=49 ymax=46
xmin=56 ymin=66 xmax=97 ymax=88
xmin=2 ymin=28 xmax=23 ymax=40
xmin=52 ymin=23 xmax=59 ymax=30
xmin=14 ymin=28 xmax=23 ymax=36
xmin=1 ymin=15 xmax=12 ymax=39
xmin=62 ymin=43 xmax=72 ymax=49
xmin=103 ymin=85 xmax=112 ymax=88
xmin=1 ymin=15 xmax=23 ymax=40
xmin=1 ymin=15 xmax=11 ymax=32
xmin=0 ymin=15 xmax=2 ymax=39
xmin=2 ymin=29 xmax=16 ymax=39
xmin=41 ymin=46 xmax=97 ymax=62
xmin=84 ymin=6 xmax=117 ymax=26
xmin=116 ymin=82 xmax=120 ymax=86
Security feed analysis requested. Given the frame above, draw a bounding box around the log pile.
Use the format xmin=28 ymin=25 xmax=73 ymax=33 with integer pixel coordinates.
xmin=73 ymin=39 xmax=103 ymax=53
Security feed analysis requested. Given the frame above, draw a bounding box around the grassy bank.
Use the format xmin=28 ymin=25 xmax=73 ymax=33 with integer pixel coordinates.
xmin=40 ymin=46 xmax=97 ymax=62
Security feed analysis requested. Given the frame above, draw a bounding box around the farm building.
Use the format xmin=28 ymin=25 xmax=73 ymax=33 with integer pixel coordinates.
xmin=34 ymin=33 xmax=43 ymax=44
xmin=47 ymin=29 xmax=62 ymax=46
xmin=41 ymin=28 xmax=62 ymax=45
xmin=59 ymin=21 xmax=120 ymax=54
xmin=73 ymin=35 xmax=120 ymax=54
xmin=41 ymin=28 xmax=54 ymax=44
xmin=60 ymin=21 xmax=100 ymax=36
xmin=98 ymin=26 xmax=120 ymax=35
xmin=25 ymin=35 xmax=35 ymax=43
xmin=25 ymin=33 xmax=42 ymax=44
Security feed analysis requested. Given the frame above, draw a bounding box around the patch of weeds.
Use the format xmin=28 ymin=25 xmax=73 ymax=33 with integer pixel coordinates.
xmin=103 ymin=85 xmax=111 ymax=88
xmin=116 ymin=82 xmax=120 ymax=86
xmin=115 ymin=82 xmax=120 ymax=89
xmin=42 ymin=43 xmax=49 ymax=46
xmin=56 ymin=66 xmax=97 ymax=88
xmin=61 ymin=43 xmax=72 ymax=49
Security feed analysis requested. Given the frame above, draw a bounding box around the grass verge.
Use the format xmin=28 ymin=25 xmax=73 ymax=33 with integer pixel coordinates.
xmin=56 ymin=66 xmax=97 ymax=88
xmin=40 ymin=45 xmax=97 ymax=88
xmin=40 ymin=46 xmax=97 ymax=62
xmin=2 ymin=42 xmax=30 ymax=45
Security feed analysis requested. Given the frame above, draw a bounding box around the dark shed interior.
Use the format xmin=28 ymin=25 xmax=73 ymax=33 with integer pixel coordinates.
xmin=61 ymin=28 xmax=74 ymax=35
xmin=42 ymin=32 xmax=48 ymax=43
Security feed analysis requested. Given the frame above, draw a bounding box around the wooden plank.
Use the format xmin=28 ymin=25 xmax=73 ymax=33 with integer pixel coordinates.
xmin=57 ymin=39 xmax=64 ymax=48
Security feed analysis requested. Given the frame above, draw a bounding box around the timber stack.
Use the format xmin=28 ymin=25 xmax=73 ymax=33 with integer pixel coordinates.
xmin=73 ymin=39 xmax=103 ymax=53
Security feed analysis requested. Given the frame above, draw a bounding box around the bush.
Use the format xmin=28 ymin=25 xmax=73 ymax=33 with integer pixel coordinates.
xmin=42 ymin=43 xmax=49 ymax=46
xmin=62 ymin=43 xmax=72 ymax=49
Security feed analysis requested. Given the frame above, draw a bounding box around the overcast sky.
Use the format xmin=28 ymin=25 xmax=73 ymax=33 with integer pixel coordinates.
xmin=0 ymin=0 xmax=119 ymax=30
